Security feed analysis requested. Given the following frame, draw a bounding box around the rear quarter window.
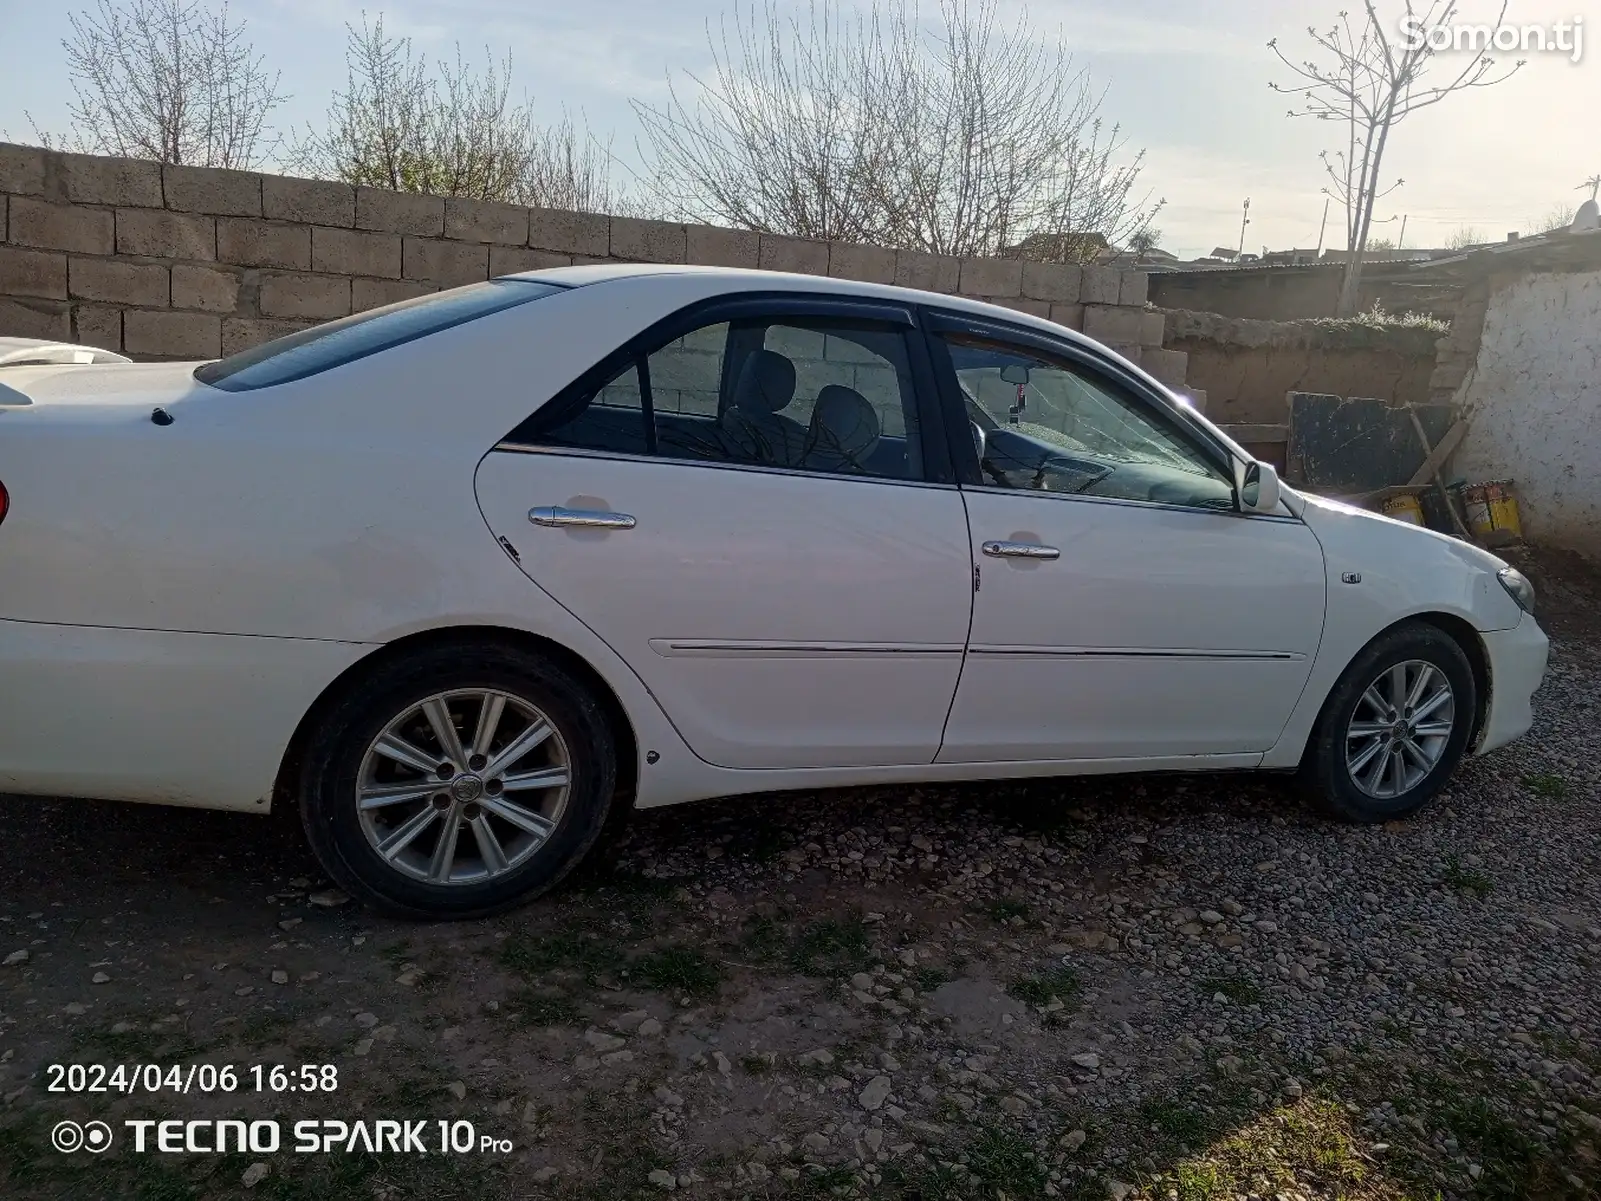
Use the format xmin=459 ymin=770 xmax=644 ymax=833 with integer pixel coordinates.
xmin=194 ymin=278 xmax=567 ymax=392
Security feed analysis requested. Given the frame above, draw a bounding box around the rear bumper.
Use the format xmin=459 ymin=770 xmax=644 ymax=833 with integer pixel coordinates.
xmin=1476 ymin=613 xmax=1550 ymax=755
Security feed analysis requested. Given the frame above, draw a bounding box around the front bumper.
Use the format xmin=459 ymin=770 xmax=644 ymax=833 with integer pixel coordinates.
xmin=1476 ymin=613 xmax=1550 ymax=754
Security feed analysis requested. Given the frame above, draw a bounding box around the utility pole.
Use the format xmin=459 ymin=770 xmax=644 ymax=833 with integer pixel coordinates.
xmin=1237 ymin=198 xmax=1252 ymax=256
xmin=1316 ymin=197 xmax=1330 ymax=257
xmin=1397 ymin=214 xmax=1408 ymax=249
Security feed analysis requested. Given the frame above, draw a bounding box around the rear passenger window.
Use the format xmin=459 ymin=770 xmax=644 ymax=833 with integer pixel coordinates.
xmin=513 ymin=313 xmax=926 ymax=482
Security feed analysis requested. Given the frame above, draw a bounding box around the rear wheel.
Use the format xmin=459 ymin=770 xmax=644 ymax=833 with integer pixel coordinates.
xmin=298 ymin=644 xmax=617 ymax=918
xmin=1302 ymin=622 xmax=1477 ymax=823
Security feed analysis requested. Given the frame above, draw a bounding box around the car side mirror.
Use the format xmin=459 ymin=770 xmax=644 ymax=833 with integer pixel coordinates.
xmin=971 ymin=421 xmax=987 ymax=463
xmin=1237 ymin=460 xmax=1281 ymax=514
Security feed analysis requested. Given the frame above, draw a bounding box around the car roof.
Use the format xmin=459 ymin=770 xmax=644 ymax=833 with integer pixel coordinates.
xmin=502 ymin=262 xmax=1105 ymax=352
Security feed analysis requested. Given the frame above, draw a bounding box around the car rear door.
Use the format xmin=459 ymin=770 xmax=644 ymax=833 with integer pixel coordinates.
xmin=474 ymin=294 xmax=974 ymax=770
xmin=924 ymin=311 xmax=1328 ymax=763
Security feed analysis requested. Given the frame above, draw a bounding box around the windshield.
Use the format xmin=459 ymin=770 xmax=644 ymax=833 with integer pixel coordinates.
xmin=194 ymin=278 xmax=568 ymax=392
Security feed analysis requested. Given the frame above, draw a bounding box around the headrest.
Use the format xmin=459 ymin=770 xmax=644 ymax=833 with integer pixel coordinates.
xmin=809 ymin=384 xmax=880 ymax=459
xmin=731 ymin=349 xmax=797 ymax=415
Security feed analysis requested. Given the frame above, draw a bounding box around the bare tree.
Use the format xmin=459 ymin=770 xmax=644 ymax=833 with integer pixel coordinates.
xmin=1271 ymin=2 xmax=1523 ymax=316
xmin=1446 ymin=225 xmax=1484 ymax=249
xmin=292 ymin=15 xmax=627 ymax=212
xmin=33 ymin=0 xmax=284 ymax=168
xmin=633 ymin=0 xmax=1162 ymax=261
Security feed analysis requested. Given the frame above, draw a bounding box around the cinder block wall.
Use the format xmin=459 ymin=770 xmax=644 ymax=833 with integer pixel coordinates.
xmin=0 ymin=142 xmax=1181 ymax=388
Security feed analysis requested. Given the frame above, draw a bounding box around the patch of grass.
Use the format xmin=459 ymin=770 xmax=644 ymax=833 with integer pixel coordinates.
xmin=1442 ymin=1096 xmax=1539 ymax=1198
xmin=1442 ymin=853 xmax=1493 ymax=898
xmin=1141 ymin=1096 xmax=1210 ymax=1146
xmin=631 ymin=944 xmax=724 ymax=998
xmin=1200 ymin=974 xmax=1264 ymax=1005
xmin=1007 ymin=965 xmax=1080 ymax=1008
xmin=507 ymin=988 xmax=581 ymax=1027
xmin=738 ymin=912 xmax=790 ymax=963
xmin=377 ymin=937 xmax=414 ymax=965
xmin=1522 ymin=771 xmax=1569 ymax=800
xmin=965 ymin=1125 xmax=1047 ymax=1197
xmin=913 ymin=964 xmax=955 ymax=992
xmin=500 ymin=926 xmax=624 ymax=985
xmin=1173 ymin=1160 xmax=1227 ymax=1201
xmin=788 ymin=912 xmax=873 ymax=978
xmin=739 ymin=1054 xmax=773 ymax=1076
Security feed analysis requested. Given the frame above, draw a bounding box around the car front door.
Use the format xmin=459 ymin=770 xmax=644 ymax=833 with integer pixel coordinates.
xmin=475 ymin=295 xmax=974 ymax=770
xmin=926 ymin=313 xmax=1328 ymax=764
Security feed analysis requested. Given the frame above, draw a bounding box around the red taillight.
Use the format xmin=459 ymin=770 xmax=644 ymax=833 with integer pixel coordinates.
xmin=0 ymin=479 xmax=8 ymax=526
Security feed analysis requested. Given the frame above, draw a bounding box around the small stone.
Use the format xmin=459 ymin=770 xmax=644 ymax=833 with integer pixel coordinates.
xmin=2 ymin=951 xmax=28 ymax=966
xmin=1468 ymin=1164 xmax=1483 ymax=1180
xmin=1283 ymin=1078 xmax=1303 ymax=1098
xmin=602 ymin=1050 xmax=634 ymax=1065
xmin=234 ymin=986 xmax=254 ymax=997
xmin=653 ymin=1086 xmax=684 ymax=1108
xmin=92 ymin=972 xmax=111 ymax=984
xmin=851 ymin=972 xmax=875 ymax=991
xmin=241 ymin=1162 xmax=271 ymax=1188
xmin=352 ymin=1038 xmax=374 ymax=1056
xmin=1221 ymin=899 xmax=1244 ymax=916
xmin=447 ymin=1080 xmax=466 ymax=1100
xmin=1060 ymin=1129 xmax=1087 ymax=1151
xmin=1000 ymin=1096 xmax=1028 ymax=1115
xmin=64 ymin=1002 xmax=89 ymax=1016
xmin=308 ymin=889 xmax=349 ymax=907
xmin=355 ymin=1012 xmax=379 ymax=1027
xmin=747 ymin=1161 xmax=770 ymax=1181
xmin=270 ymin=970 xmax=289 ymax=985
xmin=1255 ymin=920 xmax=1279 ymax=934
xmin=531 ymin=1167 xmax=559 ymax=1183
xmin=1198 ymin=910 xmax=1225 ymax=925
xmin=803 ymin=1132 xmax=831 ymax=1152
xmin=278 ymin=918 xmax=302 ymax=931
xmin=637 ymin=1018 xmax=664 ymax=1037
xmin=584 ymin=1030 xmax=627 ymax=1053
xmin=1109 ymin=1181 xmax=1132 ymax=1201
xmin=610 ymin=1009 xmax=651 ymax=1033
xmin=395 ymin=968 xmax=422 ymax=986
xmin=800 ymin=1049 xmax=835 ymax=1066
xmin=859 ymin=1076 xmax=892 ymax=1110
xmin=574 ymin=1055 xmax=600 ymax=1071
xmin=648 ymin=1167 xmax=676 ymax=1189
xmin=1071 ymin=1053 xmax=1100 ymax=1070
xmin=712 ymin=1051 xmax=732 ymax=1075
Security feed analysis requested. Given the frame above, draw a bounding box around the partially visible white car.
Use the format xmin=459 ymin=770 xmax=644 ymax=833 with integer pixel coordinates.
xmin=0 ymin=265 xmax=1548 ymax=917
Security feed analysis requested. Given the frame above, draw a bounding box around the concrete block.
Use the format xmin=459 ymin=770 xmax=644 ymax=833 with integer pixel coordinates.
xmin=994 ymin=297 xmax=1050 ymax=318
xmin=1080 ymin=265 xmax=1122 ymax=305
xmin=1139 ymin=310 xmax=1165 ymax=346
xmin=6 ymin=197 xmax=114 ymax=254
xmin=1021 ymin=261 xmax=1081 ymax=302
xmin=73 ymin=304 xmax=122 ymax=350
xmin=528 ymin=207 xmax=609 ymax=256
xmin=1181 ymin=387 xmax=1207 ymax=414
xmin=1142 ymin=346 xmax=1189 ymax=387
xmin=1119 ymin=270 xmax=1149 ymax=307
xmin=402 ymin=238 xmax=488 ymax=288
xmin=1429 ymin=362 xmax=1469 ymax=392
xmin=0 ymin=142 xmax=48 ymax=195
xmin=352 ymin=277 xmax=434 ymax=312
xmin=217 ymin=218 xmax=310 ymax=269
xmin=163 ymin=164 xmax=261 ymax=216
xmin=959 ymin=256 xmax=1023 ymax=298
xmin=828 ymin=242 xmax=896 ymax=284
xmin=222 ymin=317 xmax=313 ymax=356
xmin=488 ymin=246 xmax=571 ymax=276
xmin=0 ymin=246 xmax=67 ymax=298
xmin=124 ymin=309 xmax=221 ymax=358
xmin=1049 ymin=302 xmax=1085 ymax=330
xmin=312 ymin=227 xmax=400 ymax=278
xmin=68 ymin=257 xmax=168 ymax=307
xmin=894 ymin=250 xmax=960 ymax=293
xmin=259 ymin=272 xmax=351 ymax=320
xmin=758 ymin=234 xmax=829 ymax=275
xmin=171 ymin=263 xmax=239 ymax=313
xmin=1082 ymin=304 xmax=1145 ymax=345
xmin=356 ymin=187 xmax=444 ymax=236
xmin=686 ymin=225 xmax=758 ymax=268
xmin=263 ymin=175 xmax=355 ymax=227
xmin=445 ymin=197 xmax=528 ymax=245
xmin=0 ymin=297 xmax=70 ymax=340
xmin=59 ymin=152 xmax=163 ymax=207
xmin=1105 ymin=342 xmax=1143 ymax=366
xmin=610 ymin=217 xmax=687 ymax=264
xmin=116 ymin=209 xmax=215 ymax=260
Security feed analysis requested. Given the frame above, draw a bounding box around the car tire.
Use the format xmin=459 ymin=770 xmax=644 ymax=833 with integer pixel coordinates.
xmin=298 ymin=643 xmax=617 ymax=919
xmin=1301 ymin=621 xmax=1477 ymax=824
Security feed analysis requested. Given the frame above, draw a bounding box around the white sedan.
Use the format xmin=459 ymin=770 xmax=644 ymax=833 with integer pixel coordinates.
xmin=0 ymin=265 xmax=1549 ymax=917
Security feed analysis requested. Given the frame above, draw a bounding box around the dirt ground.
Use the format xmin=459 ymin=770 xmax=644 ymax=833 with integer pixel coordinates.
xmin=2 ymin=547 xmax=1598 ymax=1201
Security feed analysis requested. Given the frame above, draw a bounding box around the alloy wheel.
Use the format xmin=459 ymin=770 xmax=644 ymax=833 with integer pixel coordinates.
xmin=355 ymin=689 xmax=571 ymax=885
xmin=1344 ymin=660 xmax=1456 ymax=800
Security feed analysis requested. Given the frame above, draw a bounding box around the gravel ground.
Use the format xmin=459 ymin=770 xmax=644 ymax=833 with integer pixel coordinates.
xmin=0 ymin=547 xmax=1597 ymax=1201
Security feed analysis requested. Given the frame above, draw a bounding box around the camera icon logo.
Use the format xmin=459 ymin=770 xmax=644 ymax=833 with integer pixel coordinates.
xmin=51 ymin=1120 xmax=113 ymax=1153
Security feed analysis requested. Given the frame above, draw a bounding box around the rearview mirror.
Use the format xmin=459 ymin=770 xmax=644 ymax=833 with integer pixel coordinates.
xmin=1000 ymin=364 xmax=1030 ymax=385
xmin=1238 ymin=461 xmax=1281 ymax=514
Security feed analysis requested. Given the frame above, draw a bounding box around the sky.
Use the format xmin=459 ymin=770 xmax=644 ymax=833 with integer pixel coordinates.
xmin=0 ymin=0 xmax=1595 ymax=259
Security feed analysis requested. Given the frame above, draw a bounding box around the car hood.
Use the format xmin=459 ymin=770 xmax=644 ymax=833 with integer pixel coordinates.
xmin=1295 ymin=490 xmax=1509 ymax=572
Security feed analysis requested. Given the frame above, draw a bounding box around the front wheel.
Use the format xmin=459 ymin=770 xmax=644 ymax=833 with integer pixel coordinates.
xmin=1302 ymin=622 xmax=1477 ymax=823
xmin=297 ymin=644 xmax=618 ymax=919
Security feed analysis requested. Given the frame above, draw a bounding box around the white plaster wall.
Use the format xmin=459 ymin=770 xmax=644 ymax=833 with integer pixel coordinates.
xmin=1455 ymin=269 xmax=1601 ymax=560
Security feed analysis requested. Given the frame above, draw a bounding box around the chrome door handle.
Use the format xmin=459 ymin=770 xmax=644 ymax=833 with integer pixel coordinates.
xmin=982 ymin=540 xmax=1060 ymax=561
xmin=528 ymin=505 xmax=637 ymax=530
